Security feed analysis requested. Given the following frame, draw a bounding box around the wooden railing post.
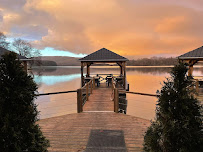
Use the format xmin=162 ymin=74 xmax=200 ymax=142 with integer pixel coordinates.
xmin=114 ymin=88 xmax=119 ymax=113
xmin=77 ymin=89 xmax=83 ymax=113
xmin=86 ymin=83 xmax=89 ymax=101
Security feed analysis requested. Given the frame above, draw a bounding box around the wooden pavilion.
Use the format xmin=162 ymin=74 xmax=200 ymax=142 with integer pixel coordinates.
xmin=79 ymin=48 xmax=129 ymax=89
xmin=178 ymin=46 xmax=203 ymax=77
xmin=0 ymin=46 xmax=30 ymax=71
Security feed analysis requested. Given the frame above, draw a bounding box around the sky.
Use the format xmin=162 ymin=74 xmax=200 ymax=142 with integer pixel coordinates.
xmin=0 ymin=0 xmax=203 ymax=59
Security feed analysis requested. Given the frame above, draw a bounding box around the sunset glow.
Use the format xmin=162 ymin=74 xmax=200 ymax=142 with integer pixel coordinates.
xmin=0 ymin=0 xmax=202 ymax=58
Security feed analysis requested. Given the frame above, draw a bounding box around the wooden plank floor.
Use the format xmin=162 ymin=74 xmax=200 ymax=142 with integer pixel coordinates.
xmin=38 ymin=112 xmax=150 ymax=152
xmin=83 ymin=83 xmax=114 ymax=112
xmin=38 ymin=83 xmax=151 ymax=151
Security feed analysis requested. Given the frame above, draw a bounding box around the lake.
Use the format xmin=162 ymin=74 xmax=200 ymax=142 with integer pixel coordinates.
xmin=32 ymin=66 xmax=203 ymax=120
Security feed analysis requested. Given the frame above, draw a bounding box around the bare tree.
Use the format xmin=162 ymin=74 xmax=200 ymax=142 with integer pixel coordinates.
xmin=12 ymin=38 xmax=42 ymax=66
xmin=12 ymin=38 xmax=40 ymax=58
xmin=0 ymin=32 xmax=9 ymax=49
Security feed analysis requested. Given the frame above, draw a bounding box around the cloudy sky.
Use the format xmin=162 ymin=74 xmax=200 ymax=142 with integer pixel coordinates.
xmin=0 ymin=0 xmax=202 ymax=58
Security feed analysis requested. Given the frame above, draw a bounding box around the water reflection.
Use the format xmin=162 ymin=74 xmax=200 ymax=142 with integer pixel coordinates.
xmin=33 ymin=66 xmax=203 ymax=120
xmin=34 ymin=74 xmax=80 ymax=85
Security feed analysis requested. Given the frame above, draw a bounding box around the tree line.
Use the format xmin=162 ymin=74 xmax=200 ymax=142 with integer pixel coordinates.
xmin=127 ymin=57 xmax=178 ymax=66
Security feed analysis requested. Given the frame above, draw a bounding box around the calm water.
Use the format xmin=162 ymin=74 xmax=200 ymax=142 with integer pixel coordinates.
xmin=32 ymin=66 xmax=203 ymax=120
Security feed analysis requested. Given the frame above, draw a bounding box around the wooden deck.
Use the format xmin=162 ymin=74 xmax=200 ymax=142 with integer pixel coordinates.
xmin=38 ymin=112 xmax=150 ymax=152
xmin=83 ymin=83 xmax=114 ymax=112
xmin=38 ymin=83 xmax=150 ymax=152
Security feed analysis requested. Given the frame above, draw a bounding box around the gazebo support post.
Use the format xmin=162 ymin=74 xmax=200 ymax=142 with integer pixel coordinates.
xmin=123 ymin=62 xmax=126 ymax=89
xmin=120 ymin=63 xmax=123 ymax=76
xmin=188 ymin=64 xmax=193 ymax=77
xmin=117 ymin=62 xmax=123 ymax=76
xmin=188 ymin=60 xmax=198 ymax=77
xmin=86 ymin=62 xmax=91 ymax=77
xmin=81 ymin=62 xmax=84 ymax=87
xmin=179 ymin=59 xmax=198 ymax=77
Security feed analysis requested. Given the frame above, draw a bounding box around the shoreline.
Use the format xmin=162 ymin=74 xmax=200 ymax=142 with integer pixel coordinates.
xmin=32 ymin=65 xmax=203 ymax=69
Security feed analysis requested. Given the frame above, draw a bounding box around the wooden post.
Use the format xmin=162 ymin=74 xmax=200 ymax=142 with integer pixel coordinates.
xmin=120 ymin=63 xmax=123 ymax=76
xmin=93 ymin=78 xmax=95 ymax=88
xmin=86 ymin=63 xmax=90 ymax=77
xmin=188 ymin=65 xmax=193 ymax=77
xmin=114 ymin=88 xmax=119 ymax=113
xmin=188 ymin=60 xmax=198 ymax=77
xmin=195 ymin=79 xmax=199 ymax=94
xmin=86 ymin=65 xmax=88 ymax=77
xmin=86 ymin=83 xmax=89 ymax=101
xmin=123 ymin=62 xmax=126 ymax=90
xmin=77 ymin=89 xmax=83 ymax=113
xmin=111 ymin=77 xmax=114 ymax=90
xmin=90 ymin=80 xmax=93 ymax=94
xmin=81 ymin=62 xmax=84 ymax=87
xmin=117 ymin=62 xmax=123 ymax=76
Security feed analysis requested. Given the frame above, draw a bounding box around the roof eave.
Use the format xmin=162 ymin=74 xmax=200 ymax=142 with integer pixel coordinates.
xmin=79 ymin=59 xmax=129 ymax=62
xmin=178 ymin=57 xmax=203 ymax=60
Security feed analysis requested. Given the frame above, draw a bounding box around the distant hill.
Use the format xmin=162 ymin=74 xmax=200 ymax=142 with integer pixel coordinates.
xmin=32 ymin=56 xmax=181 ymax=66
xmin=33 ymin=56 xmax=80 ymax=66
xmin=127 ymin=57 xmax=178 ymax=66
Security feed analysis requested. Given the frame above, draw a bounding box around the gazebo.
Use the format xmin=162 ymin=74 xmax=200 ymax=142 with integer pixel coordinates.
xmin=0 ymin=46 xmax=30 ymax=71
xmin=79 ymin=48 xmax=129 ymax=89
xmin=178 ymin=46 xmax=203 ymax=77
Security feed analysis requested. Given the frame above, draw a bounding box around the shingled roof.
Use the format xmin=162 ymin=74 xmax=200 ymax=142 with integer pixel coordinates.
xmin=79 ymin=48 xmax=128 ymax=62
xmin=0 ymin=46 xmax=29 ymax=60
xmin=178 ymin=46 xmax=203 ymax=59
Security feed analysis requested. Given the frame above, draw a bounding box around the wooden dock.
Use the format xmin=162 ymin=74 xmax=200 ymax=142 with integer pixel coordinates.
xmin=37 ymin=48 xmax=203 ymax=152
xmin=83 ymin=83 xmax=114 ymax=112
xmin=38 ymin=113 xmax=150 ymax=152
xmin=38 ymin=83 xmax=150 ymax=152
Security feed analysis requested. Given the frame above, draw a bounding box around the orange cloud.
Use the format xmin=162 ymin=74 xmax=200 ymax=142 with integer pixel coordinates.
xmin=0 ymin=0 xmax=203 ymax=57
xmin=155 ymin=16 xmax=186 ymax=33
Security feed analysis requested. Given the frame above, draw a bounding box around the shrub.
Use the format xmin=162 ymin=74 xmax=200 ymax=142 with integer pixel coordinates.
xmin=0 ymin=52 xmax=49 ymax=151
xmin=143 ymin=63 xmax=203 ymax=152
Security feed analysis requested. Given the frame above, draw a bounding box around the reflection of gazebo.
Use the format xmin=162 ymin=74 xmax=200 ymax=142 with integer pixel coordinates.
xmin=0 ymin=46 xmax=30 ymax=71
xmin=79 ymin=48 xmax=129 ymax=89
xmin=178 ymin=46 xmax=203 ymax=77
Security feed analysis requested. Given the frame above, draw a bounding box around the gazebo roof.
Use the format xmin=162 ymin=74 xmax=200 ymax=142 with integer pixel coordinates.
xmin=178 ymin=46 xmax=203 ymax=60
xmin=0 ymin=46 xmax=30 ymax=61
xmin=79 ymin=48 xmax=128 ymax=62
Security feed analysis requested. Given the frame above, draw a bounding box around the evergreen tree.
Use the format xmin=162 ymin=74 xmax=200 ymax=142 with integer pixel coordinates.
xmin=143 ymin=63 xmax=203 ymax=152
xmin=0 ymin=52 xmax=49 ymax=151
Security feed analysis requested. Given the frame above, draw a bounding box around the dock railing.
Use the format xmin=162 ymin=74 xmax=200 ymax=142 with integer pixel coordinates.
xmin=111 ymin=77 xmax=119 ymax=113
xmin=37 ymin=74 xmax=160 ymax=115
xmin=120 ymin=91 xmax=159 ymax=97
xmin=111 ymin=76 xmax=159 ymax=113
xmin=77 ymin=78 xmax=95 ymax=113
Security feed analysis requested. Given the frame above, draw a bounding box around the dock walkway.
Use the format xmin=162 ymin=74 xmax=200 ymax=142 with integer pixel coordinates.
xmin=38 ymin=83 xmax=150 ymax=152
xmin=83 ymin=83 xmax=114 ymax=112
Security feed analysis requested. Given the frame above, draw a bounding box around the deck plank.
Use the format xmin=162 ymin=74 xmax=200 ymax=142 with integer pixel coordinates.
xmin=38 ymin=112 xmax=150 ymax=152
xmin=83 ymin=83 xmax=114 ymax=112
xmin=38 ymin=83 xmax=150 ymax=152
